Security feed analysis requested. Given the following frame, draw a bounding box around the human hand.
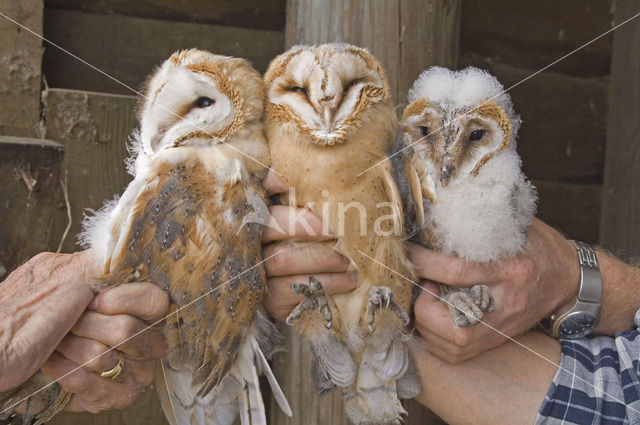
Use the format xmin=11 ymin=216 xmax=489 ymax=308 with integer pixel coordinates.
xmin=261 ymin=171 xmax=358 ymax=322
xmin=0 ymin=251 xmax=98 ymax=391
xmin=411 ymin=218 xmax=579 ymax=363
xmin=41 ymin=282 xmax=169 ymax=413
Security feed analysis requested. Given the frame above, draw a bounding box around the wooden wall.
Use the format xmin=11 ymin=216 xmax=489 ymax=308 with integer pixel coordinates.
xmin=2 ymin=1 xmax=638 ymax=425
xmin=460 ymin=0 xmax=613 ymax=244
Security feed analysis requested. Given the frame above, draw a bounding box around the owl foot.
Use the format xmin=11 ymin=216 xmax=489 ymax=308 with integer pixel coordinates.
xmin=366 ymin=286 xmax=410 ymax=333
xmin=286 ymin=276 xmax=333 ymax=329
xmin=443 ymin=284 xmax=494 ymax=327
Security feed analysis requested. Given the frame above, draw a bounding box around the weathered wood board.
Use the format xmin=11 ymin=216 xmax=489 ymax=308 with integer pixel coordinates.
xmin=600 ymin=0 xmax=640 ymax=258
xmin=43 ymin=88 xmax=137 ymax=253
xmin=0 ymin=136 xmax=64 ymax=273
xmin=42 ymin=9 xmax=284 ymax=95
xmin=285 ymin=0 xmax=460 ymax=106
xmin=460 ymin=56 xmax=608 ymax=184
xmin=0 ymin=0 xmax=43 ymax=138
xmin=460 ymin=0 xmax=613 ymax=78
xmin=534 ymin=180 xmax=601 ymax=244
xmin=44 ymin=0 xmax=286 ymax=31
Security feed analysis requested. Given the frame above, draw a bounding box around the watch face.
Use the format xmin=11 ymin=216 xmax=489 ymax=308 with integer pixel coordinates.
xmin=557 ymin=311 xmax=599 ymax=339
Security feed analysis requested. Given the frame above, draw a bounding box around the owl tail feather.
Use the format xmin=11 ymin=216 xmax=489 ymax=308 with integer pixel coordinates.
xmin=156 ymin=314 xmax=291 ymax=425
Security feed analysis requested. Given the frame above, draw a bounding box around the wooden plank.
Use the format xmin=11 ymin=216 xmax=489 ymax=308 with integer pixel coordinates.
xmin=275 ymin=2 xmax=461 ymax=423
xmin=43 ymin=88 xmax=137 ymax=253
xmin=600 ymin=0 xmax=640 ymax=258
xmin=0 ymin=0 xmax=43 ymax=138
xmin=461 ymin=55 xmax=608 ymax=183
xmin=534 ymin=180 xmax=601 ymax=244
xmin=285 ymin=0 xmax=460 ymax=106
xmin=0 ymin=136 xmax=65 ymax=272
xmin=44 ymin=0 xmax=286 ymax=31
xmin=460 ymin=0 xmax=613 ymax=78
xmin=42 ymin=9 xmax=284 ymax=95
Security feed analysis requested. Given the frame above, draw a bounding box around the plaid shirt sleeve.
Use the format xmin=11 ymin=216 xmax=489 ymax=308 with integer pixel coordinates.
xmin=536 ymin=310 xmax=640 ymax=425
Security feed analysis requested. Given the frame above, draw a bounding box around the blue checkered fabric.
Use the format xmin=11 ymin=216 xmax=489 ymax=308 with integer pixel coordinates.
xmin=536 ymin=310 xmax=640 ymax=424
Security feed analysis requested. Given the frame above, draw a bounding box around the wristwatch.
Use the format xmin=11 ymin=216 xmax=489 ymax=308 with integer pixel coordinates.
xmin=543 ymin=240 xmax=602 ymax=339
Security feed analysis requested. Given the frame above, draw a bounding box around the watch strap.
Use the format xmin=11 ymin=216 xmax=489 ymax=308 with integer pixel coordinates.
xmin=569 ymin=240 xmax=602 ymax=304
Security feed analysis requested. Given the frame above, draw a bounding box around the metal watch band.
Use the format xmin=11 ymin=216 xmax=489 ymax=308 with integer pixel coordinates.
xmin=542 ymin=240 xmax=602 ymax=339
xmin=569 ymin=240 xmax=602 ymax=304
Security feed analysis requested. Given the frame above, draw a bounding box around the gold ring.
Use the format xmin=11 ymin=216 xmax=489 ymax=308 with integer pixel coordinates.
xmin=100 ymin=351 xmax=124 ymax=380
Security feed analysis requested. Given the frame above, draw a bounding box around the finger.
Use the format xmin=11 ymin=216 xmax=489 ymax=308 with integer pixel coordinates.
xmin=264 ymin=273 xmax=357 ymax=322
xmin=262 ymin=206 xmax=334 ymax=243
xmin=264 ymin=241 xmax=349 ymax=277
xmin=89 ymin=282 xmax=169 ymax=323
xmin=263 ymin=170 xmax=286 ymax=195
xmin=71 ymin=311 xmax=167 ymax=360
xmin=56 ymin=334 xmax=119 ymax=373
xmin=408 ymin=243 xmax=500 ymax=287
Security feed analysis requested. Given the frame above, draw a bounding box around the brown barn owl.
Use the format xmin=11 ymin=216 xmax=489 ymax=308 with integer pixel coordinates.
xmin=395 ymin=67 xmax=537 ymax=327
xmin=264 ymin=43 xmax=420 ymax=425
xmin=1 ymin=49 xmax=291 ymax=425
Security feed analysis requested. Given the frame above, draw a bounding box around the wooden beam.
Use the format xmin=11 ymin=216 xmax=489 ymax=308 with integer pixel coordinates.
xmin=0 ymin=0 xmax=43 ymax=137
xmin=0 ymin=136 xmax=64 ymax=272
xmin=45 ymin=0 xmax=286 ymax=31
xmin=42 ymin=9 xmax=284 ymax=95
xmin=273 ymin=1 xmax=460 ymax=424
xmin=600 ymin=0 xmax=640 ymax=258
xmin=460 ymin=0 xmax=613 ymax=78
xmin=284 ymin=0 xmax=460 ymax=105
xmin=43 ymin=88 xmax=137 ymax=253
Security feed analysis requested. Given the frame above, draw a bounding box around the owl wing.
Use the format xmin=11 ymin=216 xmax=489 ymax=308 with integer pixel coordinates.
xmin=108 ymin=158 xmax=265 ymax=396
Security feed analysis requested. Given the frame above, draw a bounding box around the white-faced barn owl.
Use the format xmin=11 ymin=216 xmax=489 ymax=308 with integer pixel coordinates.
xmin=0 ymin=49 xmax=292 ymax=425
xmin=264 ymin=43 xmax=420 ymax=425
xmin=395 ymin=67 xmax=537 ymax=327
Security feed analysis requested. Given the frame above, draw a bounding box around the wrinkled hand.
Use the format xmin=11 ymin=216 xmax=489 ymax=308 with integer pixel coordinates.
xmin=411 ymin=218 xmax=579 ymax=363
xmin=261 ymin=171 xmax=357 ymax=322
xmin=41 ymin=283 xmax=169 ymax=413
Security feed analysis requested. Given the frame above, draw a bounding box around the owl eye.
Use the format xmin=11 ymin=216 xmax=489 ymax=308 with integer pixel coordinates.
xmin=469 ymin=129 xmax=486 ymax=141
xmin=287 ymin=86 xmax=307 ymax=95
xmin=418 ymin=126 xmax=430 ymax=138
xmin=195 ymin=97 xmax=215 ymax=108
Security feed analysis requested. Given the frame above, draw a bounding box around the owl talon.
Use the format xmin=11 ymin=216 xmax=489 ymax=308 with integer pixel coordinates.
xmin=366 ymin=286 xmax=410 ymax=333
xmin=286 ymin=277 xmax=333 ymax=328
xmin=470 ymin=284 xmax=495 ymax=313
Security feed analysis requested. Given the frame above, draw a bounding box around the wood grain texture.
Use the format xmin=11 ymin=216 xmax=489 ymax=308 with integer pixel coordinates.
xmin=275 ymin=1 xmax=459 ymax=424
xmin=534 ymin=180 xmax=602 ymax=244
xmin=42 ymin=9 xmax=284 ymax=95
xmin=460 ymin=56 xmax=609 ymax=184
xmin=460 ymin=0 xmax=613 ymax=78
xmin=44 ymin=0 xmax=286 ymax=31
xmin=0 ymin=0 xmax=43 ymax=138
xmin=599 ymin=0 xmax=640 ymax=258
xmin=285 ymin=0 xmax=460 ymax=106
xmin=0 ymin=136 xmax=65 ymax=273
xmin=43 ymin=88 xmax=137 ymax=253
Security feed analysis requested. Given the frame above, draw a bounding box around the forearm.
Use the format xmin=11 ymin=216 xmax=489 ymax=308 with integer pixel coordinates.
xmin=412 ymin=331 xmax=560 ymax=425
xmin=594 ymin=251 xmax=640 ymax=335
xmin=0 ymin=252 xmax=95 ymax=390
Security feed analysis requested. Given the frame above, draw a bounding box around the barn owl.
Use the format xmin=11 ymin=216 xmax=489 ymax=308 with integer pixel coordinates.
xmin=264 ymin=43 xmax=420 ymax=425
xmin=395 ymin=67 xmax=537 ymax=327
xmin=1 ymin=49 xmax=291 ymax=425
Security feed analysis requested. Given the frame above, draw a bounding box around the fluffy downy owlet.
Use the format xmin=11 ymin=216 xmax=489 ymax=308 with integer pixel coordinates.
xmin=0 ymin=49 xmax=293 ymax=425
xmin=395 ymin=67 xmax=537 ymax=327
xmin=264 ymin=43 xmax=420 ymax=425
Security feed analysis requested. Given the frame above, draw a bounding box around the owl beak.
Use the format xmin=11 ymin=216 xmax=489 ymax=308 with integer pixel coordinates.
xmin=440 ymin=158 xmax=454 ymax=186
